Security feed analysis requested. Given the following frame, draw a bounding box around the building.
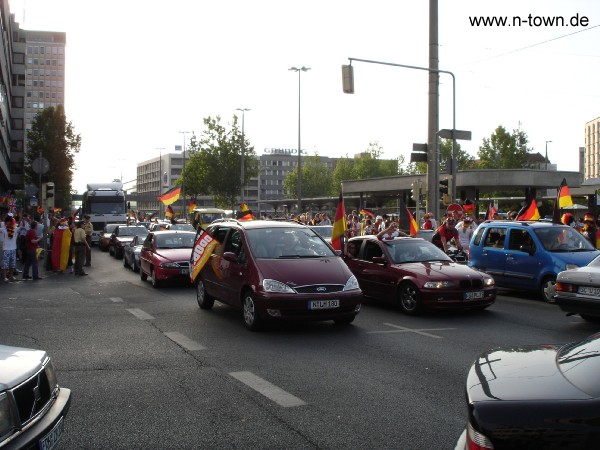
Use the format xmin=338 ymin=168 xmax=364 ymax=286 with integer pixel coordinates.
xmin=585 ymin=117 xmax=600 ymax=180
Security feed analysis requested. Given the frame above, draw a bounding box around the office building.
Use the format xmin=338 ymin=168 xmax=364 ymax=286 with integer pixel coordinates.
xmin=585 ymin=117 xmax=600 ymax=180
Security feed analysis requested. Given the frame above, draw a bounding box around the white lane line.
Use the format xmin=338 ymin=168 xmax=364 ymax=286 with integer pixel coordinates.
xmin=110 ymin=297 xmax=123 ymax=303
xmin=367 ymin=322 xmax=456 ymax=339
xmin=164 ymin=332 xmax=206 ymax=351
xmin=126 ymin=308 xmax=154 ymax=320
xmin=229 ymin=371 xmax=306 ymax=408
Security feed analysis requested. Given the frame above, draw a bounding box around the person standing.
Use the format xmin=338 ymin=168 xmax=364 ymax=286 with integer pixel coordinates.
xmin=22 ymin=221 xmax=43 ymax=280
xmin=1 ymin=214 xmax=19 ymax=282
xmin=72 ymin=221 xmax=90 ymax=276
xmin=82 ymin=215 xmax=93 ymax=266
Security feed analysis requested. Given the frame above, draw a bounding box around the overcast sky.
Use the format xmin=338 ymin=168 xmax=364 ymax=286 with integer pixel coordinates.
xmin=12 ymin=0 xmax=600 ymax=193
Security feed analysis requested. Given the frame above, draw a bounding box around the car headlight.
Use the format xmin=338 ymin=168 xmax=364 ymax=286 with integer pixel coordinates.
xmin=565 ymin=264 xmax=579 ymax=270
xmin=0 ymin=392 xmax=16 ymax=439
xmin=343 ymin=275 xmax=360 ymax=291
xmin=45 ymin=360 xmax=59 ymax=393
xmin=160 ymin=262 xmax=180 ymax=269
xmin=263 ymin=279 xmax=295 ymax=293
xmin=483 ymin=277 xmax=495 ymax=287
xmin=423 ymin=281 xmax=455 ymax=289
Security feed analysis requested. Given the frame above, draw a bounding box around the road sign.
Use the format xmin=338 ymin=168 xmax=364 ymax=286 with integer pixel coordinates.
xmin=437 ymin=129 xmax=472 ymax=141
xmin=446 ymin=203 xmax=464 ymax=219
xmin=32 ymin=157 xmax=50 ymax=174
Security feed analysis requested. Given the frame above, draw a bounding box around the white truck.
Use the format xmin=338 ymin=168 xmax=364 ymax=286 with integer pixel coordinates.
xmin=82 ymin=182 xmax=128 ymax=245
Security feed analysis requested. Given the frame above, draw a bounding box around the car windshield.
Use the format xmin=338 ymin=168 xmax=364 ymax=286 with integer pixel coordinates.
xmin=155 ymin=233 xmax=195 ymax=249
xmin=558 ymin=333 xmax=600 ymax=397
xmin=119 ymin=226 xmax=148 ymax=236
xmin=383 ymin=239 xmax=452 ymax=264
xmin=311 ymin=226 xmax=333 ymax=239
xmin=170 ymin=224 xmax=195 ymax=231
xmin=534 ymin=227 xmax=595 ymax=252
xmin=245 ymin=227 xmax=336 ymax=258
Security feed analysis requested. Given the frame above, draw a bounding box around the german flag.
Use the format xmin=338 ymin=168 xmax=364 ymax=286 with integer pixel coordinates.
xmin=516 ymin=198 xmax=540 ymax=221
xmin=188 ymin=197 xmax=197 ymax=214
xmin=487 ymin=204 xmax=497 ymax=221
xmin=558 ymin=178 xmax=573 ymax=208
xmin=463 ymin=199 xmax=475 ymax=215
xmin=165 ymin=205 xmax=175 ymax=219
xmin=360 ymin=208 xmax=375 ymax=218
xmin=158 ymin=186 xmax=181 ymax=206
xmin=331 ymin=191 xmax=347 ymax=251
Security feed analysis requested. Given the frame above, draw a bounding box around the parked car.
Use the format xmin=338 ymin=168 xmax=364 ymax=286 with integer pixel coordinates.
xmin=109 ymin=225 xmax=149 ymax=259
xmin=123 ymin=234 xmax=145 ymax=272
xmin=98 ymin=223 xmax=120 ymax=252
xmin=344 ymin=235 xmax=496 ymax=314
xmin=456 ymin=332 xmax=600 ymax=449
xmin=147 ymin=222 xmax=171 ymax=232
xmin=196 ymin=220 xmax=362 ymax=331
xmin=555 ymin=254 xmax=600 ymax=323
xmin=139 ymin=230 xmax=196 ymax=288
xmin=468 ymin=220 xmax=600 ymax=302
xmin=0 ymin=344 xmax=71 ymax=449
xmin=170 ymin=223 xmax=195 ymax=231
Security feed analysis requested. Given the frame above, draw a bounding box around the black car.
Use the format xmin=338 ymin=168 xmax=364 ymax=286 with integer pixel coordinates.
xmin=456 ymin=332 xmax=600 ymax=449
xmin=109 ymin=225 xmax=148 ymax=259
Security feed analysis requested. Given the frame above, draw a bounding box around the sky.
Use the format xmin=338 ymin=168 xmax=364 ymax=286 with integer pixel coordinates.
xmin=12 ymin=0 xmax=600 ymax=194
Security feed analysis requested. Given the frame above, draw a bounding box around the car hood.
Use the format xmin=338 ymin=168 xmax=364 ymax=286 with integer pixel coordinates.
xmin=153 ymin=248 xmax=193 ymax=261
xmin=0 ymin=345 xmax=48 ymax=390
xmin=256 ymin=257 xmax=352 ymax=287
xmin=116 ymin=236 xmax=136 ymax=243
xmin=394 ymin=261 xmax=487 ymax=279
xmin=557 ymin=264 xmax=600 ymax=283
xmin=466 ymin=345 xmax=591 ymax=402
xmin=551 ymin=250 xmax=600 ymax=267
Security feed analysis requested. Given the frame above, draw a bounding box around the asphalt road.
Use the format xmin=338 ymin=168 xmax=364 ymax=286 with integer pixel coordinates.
xmin=1 ymin=248 xmax=598 ymax=449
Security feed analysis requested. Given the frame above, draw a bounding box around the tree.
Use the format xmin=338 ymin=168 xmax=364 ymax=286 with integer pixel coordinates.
xmin=24 ymin=105 xmax=81 ymax=207
xmin=331 ymin=156 xmax=355 ymax=194
xmin=477 ymin=125 xmax=529 ymax=169
xmin=283 ymin=153 xmax=333 ymax=201
xmin=182 ymin=115 xmax=258 ymax=209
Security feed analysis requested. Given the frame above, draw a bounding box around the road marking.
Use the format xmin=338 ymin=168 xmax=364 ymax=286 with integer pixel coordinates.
xmin=367 ymin=322 xmax=456 ymax=339
xmin=229 ymin=371 xmax=306 ymax=407
xmin=164 ymin=332 xmax=206 ymax=351
xmin=110 ymin=297 xmax=123 ymax=303
xmin=126 ymin=308 xmax=154 ymax=320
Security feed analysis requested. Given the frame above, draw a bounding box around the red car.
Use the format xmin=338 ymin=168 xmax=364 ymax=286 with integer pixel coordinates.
xmin=139 ymin=230 xmax=196 ymax=288
xmin=344 ymin=236 xmax=496 ymax=314
xmin=196 ymin=220 xmax=362 ymax=331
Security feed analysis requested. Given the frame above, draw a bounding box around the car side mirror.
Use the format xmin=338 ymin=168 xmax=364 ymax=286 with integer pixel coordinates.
xmin=372 ymin=256 xmax=387 ymax=265
xmin=222 ymin=251 xmax=238 ymax=263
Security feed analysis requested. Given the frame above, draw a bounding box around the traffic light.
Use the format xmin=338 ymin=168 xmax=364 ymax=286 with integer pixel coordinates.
xmin=411 ymin=181 xmax=419 ymax=200
xmin=440 ymin=179 xmax=449 ymax=194
xmin=341 ymin=65 xmax=354 ymax=94
xmin=43 ymin=182 xmax=55 ymax=209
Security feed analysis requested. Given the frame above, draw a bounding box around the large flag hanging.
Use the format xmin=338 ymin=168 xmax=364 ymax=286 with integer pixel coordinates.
xmin=487 ymin=203 xmax=498 ymax=221
xmin=188 ymin=197 xmax=197 ymax=215
xmin=158 ymin=186 xmax=181 ymax=206
xmin=165 ymin=205 xmax=175 ymax=219
xmin=516 ymin=198 xmax=541 ymax=221
xmin=189 ymin=227 xmax=218 ymax=283
xmin=331 ymin=191 xmax=347 ymax=251
xmin=398 ymin=199 xmax=419 ymax=237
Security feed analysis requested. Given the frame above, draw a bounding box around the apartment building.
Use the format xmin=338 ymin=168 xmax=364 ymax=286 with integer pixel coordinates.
xmin=585 ymin=117 xmax=600 ymax=180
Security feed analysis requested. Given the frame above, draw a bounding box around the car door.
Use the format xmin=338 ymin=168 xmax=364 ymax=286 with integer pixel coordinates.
xmin=353 ymin=240 xmax=390 ymax=298
xmin=504 ymin=228 xmax=539 ymax=288
xmin=215 ymin=228 xmax=248 ymax=305
xmin=201 ymin=225 xmax=231 ymax=300
xmin=139 ymin=233 xmax=154 ymax=275
xmin=475 ymin=226 xmax=509 ymax=284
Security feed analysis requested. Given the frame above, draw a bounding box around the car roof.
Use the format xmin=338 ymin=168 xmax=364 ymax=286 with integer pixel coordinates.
xmin=211 ymin=219 xmax=312 ymax=230
xmin=150 ymin=230 xmax=196 ymax=235
xmin=480 ymin=220 xmax=569 ymax=228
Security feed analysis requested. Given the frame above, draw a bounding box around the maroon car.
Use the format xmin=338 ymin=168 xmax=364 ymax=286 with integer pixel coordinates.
xmin=195 ymin=220 xmax=362 ymax=331
xmin=139 ymin=230 xmax=196 ymax=288
xmin=344 ymin=236 xmax=496 ymax=314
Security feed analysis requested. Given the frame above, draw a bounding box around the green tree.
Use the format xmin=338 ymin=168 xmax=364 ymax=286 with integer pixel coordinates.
xmin=24 ymin=105 xmax=81 ymax=207
xmin=284 ymin=153 xmax=333 ymax=201
xmin=182 ymin=115 xmax=258 ymax=209
xmin=331 ymin=156 xmax=355 ymax=194
xmin=477 ymin=125 xmax=529 ymax=169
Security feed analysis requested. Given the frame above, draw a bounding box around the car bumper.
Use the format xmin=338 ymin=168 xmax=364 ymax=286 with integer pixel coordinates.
xmin=154 ymin=268 xmax=191 ymax=283
xmin=3 ymin=387 xmax=71 ymax=450
xmin=254 ymin=291 xmax=363 ymax=321
xmin=555 ymin=292 xmax=600 ymax=317
xmin=421 ymin=287 xmax=497 ymax=309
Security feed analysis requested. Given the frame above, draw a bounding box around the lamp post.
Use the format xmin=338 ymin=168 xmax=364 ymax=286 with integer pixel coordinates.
xmin=289 ymin=66 xmax=310 ymax=213
xmin=545 ymin=140 xmax=552 ymax=170
xmin=178 ymin=131 xmax=191 ymax=220
xmin=157 ymin=148 xmax=165 ymax=218
xmin=236 ymin=108 xmax=250 ymax=203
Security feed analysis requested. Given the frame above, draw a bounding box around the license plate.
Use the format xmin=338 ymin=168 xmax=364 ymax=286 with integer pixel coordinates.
xmin=309 ymin=299 xmax=339 ymax=310
xmin=464 ymin=291 xmax=484 ymax=300
xmin=39 ymin=416 xmax=64 ymax=450
xmin=578 ymin=286 xmax=600 ymax=297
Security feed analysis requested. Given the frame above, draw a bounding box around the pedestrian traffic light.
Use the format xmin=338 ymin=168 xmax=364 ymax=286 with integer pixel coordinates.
xmin=43 ymin=182 xmax=55 ymax=209
xmin=440 ymin=179 xmax=449 ymax=194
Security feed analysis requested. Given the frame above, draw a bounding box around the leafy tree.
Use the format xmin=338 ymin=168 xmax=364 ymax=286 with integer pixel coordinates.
xmin=24 ymin=105 xmax=81 ymax=207
xmin=182 ymin=115 xmax=258 ymax=209
xmin=284 ymin=153 xmax=333 ymax=200
xmin=477 ymin=125 xmax=529 ymax=169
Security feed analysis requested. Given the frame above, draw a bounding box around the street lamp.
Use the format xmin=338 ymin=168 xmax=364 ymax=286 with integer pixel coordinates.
xmin=157 ymin=148 xmax=165 ymax=217
xmin=178 ymin=131 xmax=191 ymax=220
xmin=236 ymin=108 xmax=250 ymax=203
xmin=289 ymin=66 xmax=310 ymax=213
xmin=545 ymin=140 xmax=552 ymax=170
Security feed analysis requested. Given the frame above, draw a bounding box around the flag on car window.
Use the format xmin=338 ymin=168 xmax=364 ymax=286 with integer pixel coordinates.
xmin=190 ymin=228 xmax=218 ymax=283
xmin=158 ymin=186 xmax=181 ymax=206
xmin=331 ymin=191 xmax=347 ymax=251
xmin=165 ymin=205 xmax=175 ymax=219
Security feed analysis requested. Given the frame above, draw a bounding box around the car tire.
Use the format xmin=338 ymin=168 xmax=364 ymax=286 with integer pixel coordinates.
xmin=540 ymin=276 xmax=556 ymax=303
xmin=398 ymin=282 xmax=423 ymax=315
xmin=580 ymin=314 xmax=600 ymax=324
xmin=123 ymin=256 xmax=128 ymax=268
xmin=132 ymin=260 xmax=139 ymax=273
xmin=242 ymin=291 xmax=262 ymax=331
xmin=151 ymin=268 xmax=161 ymax=288
xmin=196 ymin=278 xmax=214 ymax=310
xmin=140 ymin=267 xmax=148 ymax=281
xmin=334 ymin=315 xmax=356 ymax=325
xmin=116 ymin=249 xmax=123 ymax=260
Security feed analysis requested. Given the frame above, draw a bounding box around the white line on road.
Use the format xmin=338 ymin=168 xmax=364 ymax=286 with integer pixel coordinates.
xmin=126 ymin=308 xmax=154 ymax=320
xmin=164 ymin=332 xmax=206 ymax=351
xmin=229 ymin=371 xmax=306 ymax=407
xmin=367 ymin=322 xmax=456 ymax=339
xmin=110 ymin=297 xmax=123 ymax=303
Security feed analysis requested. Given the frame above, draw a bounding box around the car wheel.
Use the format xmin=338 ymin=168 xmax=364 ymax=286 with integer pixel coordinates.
xmin=151 ymin=268 xmax=161 ymax=288
xmin=540 ymin=276 xmax=556 ymax=303
xmin=123 ymin=255 xmax=128 ymax=268
xmin=196 ymin=278 xmax=215 ymax=310
xmin=140 ymin=267 xmax=148 ymax=281
xmin=580 ymin=314 xmax=600 ymax=324
xmin=334 ymin=315 xmax=356 ymax=325
xmin=132 ymin=259 xmax=139 ymax=273
xmin=242 ymin=291 xmax=262 ymax=331
xmin=109 ymin=246 xmax=113 ymax=256
xmin=398 ymin=282 xmax=423 ymax=315
xmin=116 ymin=249 xmax=123 ymax=260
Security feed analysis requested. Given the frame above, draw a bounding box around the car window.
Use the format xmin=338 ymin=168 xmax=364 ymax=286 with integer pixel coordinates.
xmin=385 ymin=240 xmax=451 ymax=263
xmin=534 ymin=226 xmax=595 ymax=252
xmin=363 ymin=241 xmax=383 ymax=261
xmin=484 ymin=227 xmax=507 ymax=248
xmin=507 ymin=229 xmax=535 ymax=253
xmin=472 ymin=226 xmax=485 ymax=246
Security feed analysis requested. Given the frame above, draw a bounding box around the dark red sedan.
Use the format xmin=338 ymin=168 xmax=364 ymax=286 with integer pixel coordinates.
xmin=139 ymin=230 xmax=196 ymax=288
xmin=343 ymin=236 xmax=496 ymax=314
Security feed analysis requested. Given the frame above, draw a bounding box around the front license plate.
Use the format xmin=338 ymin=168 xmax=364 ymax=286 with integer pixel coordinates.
xmin=464 ymin=291 xmax=484 ymax=300
xmin=309 ymin=299 xmax=339 ymax=310
xmin=39 ymin=416 xmax=64 ymax=450
xmin=578 ymin=286 xmax=600 ymax=297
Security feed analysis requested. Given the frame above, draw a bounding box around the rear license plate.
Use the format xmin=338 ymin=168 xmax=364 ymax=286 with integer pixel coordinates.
xmin=578 ymin=286 xmax=600 ymax=297
xmin=39 ymin=416 xmax=64 ymax=450
xmin=464 ymin=291 xmax=484 ymax=300
xmin=309 ymin=299 xmax=339 ymax=310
